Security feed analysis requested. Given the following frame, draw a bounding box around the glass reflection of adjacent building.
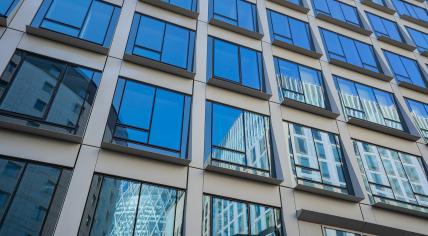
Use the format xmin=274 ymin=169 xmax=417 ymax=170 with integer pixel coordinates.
xmin=277 ymin=73 xmax=325 ymax=108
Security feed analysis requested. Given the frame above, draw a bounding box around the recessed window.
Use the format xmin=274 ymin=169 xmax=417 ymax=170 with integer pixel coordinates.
xmin=104 ymin=78 xmax=191 ymax=160
xmin=79 ymin=174 xmax=185 ymax=236
xmin=274 ymin=57 xmax=327 ymax=109
xmin=0 ymin=156 xmax=71 ymax=235
xmin=202 ymin=195 xmax=284 ymax=236
xmin=126 ymin=14 xmax=196 ymax=72
xmin=0 ymin=50 xmax=101 ymax=138
xmin=0 ymin=0 xmax=20 ymax=17
xmin=31 ymin=0 xmax=121 ymax=47
xmin=405 ymin=98 xmax=428 ymax=139
xmin=354 ymin=140 xmax=428 ymax=215
xmin=383 ymin=50 xmax=427 ymax=89
xmin=366 ymin=12 xmax=404 ymax=43
xmin=406 ymin=26 xmax=428 ymax=53
xmin=209 ymin=0 xmax=259 ymax=33
xmin=371 ymin=0 xmax=387 ymax=7
xmin=207 ymin=37 xmax=265 ymax=91
xmin=391 ymin=0 xmax=428 ymax=24
xmin=323 ymin=227 xmax=365 ymax=236
xmin=288 ymin=123 xmax=350 ymax=195
xmin=205 ymin=102 xmax=274 ymax=178
xmin=335 ymin=76 xmax=405 ymax=131
xmin=312 ymin=0 xmax=363 ymax=28
xmin=267 ymin=10 xmax=315 ymax=51
xmin=319 ymin=28 xmax=382 ymax=74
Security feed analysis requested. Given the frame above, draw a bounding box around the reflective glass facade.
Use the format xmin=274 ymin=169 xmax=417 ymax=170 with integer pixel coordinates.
xmin=209 ymin=0 xmax=259 ymax=32
xmin=383 ymin=50 xmax=427 ymax=88
xmin=406 ymin=26 xmax=428 ymax=53
xmin=406 ymin=98 xmax=428 ymax=139
xmin=366 ymin=12 xmax=404 ymax=43
xmin=312 ymin=0 xmax=362 ymax=27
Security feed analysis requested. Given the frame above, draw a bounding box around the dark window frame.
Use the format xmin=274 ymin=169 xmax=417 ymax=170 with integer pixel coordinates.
xmin=406 ymin=26 xmax=428 ymax=53
xmin=209 ymin=0 xmax=260 ymax=33
xmin=312 ymin=0 xmax=364 ymax=28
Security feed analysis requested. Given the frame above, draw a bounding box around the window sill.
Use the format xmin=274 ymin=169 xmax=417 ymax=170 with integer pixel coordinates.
xmin=101 ymin=141 xmax=191 ymax=166
xmin=209 ymin=18 xmax=263 ymax=40
xmin=295 ymin=184 xmax=364 ymax=203
xmin=272 ymin=39 xmax=322 ymax=59
xmin=123 ymin=53 xmax=195 ymax=79
xmin=360 ymin=0 xmax=396 ymax=15
xmin=281 ymin=98 xmax=339 ymax=119
xmin=26 ymin=25 xmax=109 ymax=54
xmin=377 ymin=35 xmax=416 ymax=51
xmin=397 ymin=80 xmax=428 ymax=94
xmin=347 ymin=117 xmax=420 ymax=141
xmin=204 ymin=161 xmax=282 ymax=185
xmin=420 ymin=50 xmax=428 ymax=58
xmin=268 ymin=0 xmax=310 ymax=13
xmin=399 ymin=14 xmax=428 ymax=28
xmin=316 ymin=13 xmax=372 ymax=36
xmin=140 ymin=0 xmax=199 ymax=19
xmin=373 ymin=201 xmax=428 ymax=219
xmin=329 ymin=58 xmax=392 ymax=82
xmin=207 ymin=77 xmax=272 ymax=100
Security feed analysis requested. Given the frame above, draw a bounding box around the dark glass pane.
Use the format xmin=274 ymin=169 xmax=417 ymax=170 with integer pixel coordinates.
xmin=244 ymin=112 xmax=270 ymax=170
xmin=80 ymin=1 xmax=114 ymax=44
xmin=270 ymin=11 xmax=291 ymax=41
xmin=213 ymin=40 xmax=239 ymax=82
xmin=340 ymin=36 xmax=362 ymax=67
xmin=162 ymin=24 xmax=190 ymax=69
xmin=240 ymin=47 xmax=261 ymax=90
xmin=249 ymin=204 xmax=276 ymax=235
xmin=407 ymin=27 xmax=428 ymax=52
xmin=321 ymin=29 xmax=344 ymax=58
xmin=214 ymin=0 xmax=237 ymax=22
xmin=0 ymin=159 xmax=24 ymax=220
xmin=289 ymin=18 xmax=312 ymax=50
xmin=212 ymin=103 xmax=245 ymax=152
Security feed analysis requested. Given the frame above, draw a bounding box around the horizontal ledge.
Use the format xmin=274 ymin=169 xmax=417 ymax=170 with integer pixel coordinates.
xmin=123 ymin=53 xmax=195 ymax=79
xmin=316 ymin=13 xmax=373 ymax=36
xmin=281 ymin=98 xmax=339 ymax=119
xmin=207 ymin=77 xmax=272 ymax=100
xmin=268 ymin=0 xmax=310 ymax=14
xmin=209 ymin=18 xmax=263 ymax=40
xmin=373 ymin=202 xmax=428 ymax=219
xmin=377 ymin=35 xmax=416 ymax=52
xmin=360 ymin=0 xmax=396 ymax=15
xmin=297 ymin=209 xmax=426 ymax=236
xmin=272 ymin=39 xmax=322 ymax=59
xmin=294 ymin=184 xmax=364 ymax=203
xmin=204 ymin=162 xmax=283 ymax=185
xmin=139 ymin=0 xmax=199 ymax=19
xmin=101 ymin=141 xmax=190 ymax=166
xmin=399 ymin=15 xmax=428 ymax=28
xmin=421 ymin=50 xmax=428 ymax=57
xmin=329 ymin=58 xmax=393 ymax=82
xmin=0 ymin=16 xmax=7 ymax=27
xmin=397 ymin=81 xmax=428 ymax=94
xmin=26 ymin=25 xmax=109 ymax=55
xmin=347 ymin=117 xmax=421 ymax=141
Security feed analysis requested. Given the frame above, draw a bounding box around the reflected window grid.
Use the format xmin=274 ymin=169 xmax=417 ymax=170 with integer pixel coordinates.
xmin=383 ymin=50 xmax=427 ymax=88
xmin=405 ymin=26 xmax=428 ymax=53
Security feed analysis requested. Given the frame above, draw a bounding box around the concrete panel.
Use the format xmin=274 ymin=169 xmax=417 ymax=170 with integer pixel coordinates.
xmin=8 ymin=0 xmax=42 ymax=32
xmin=0 ymin=29 xmax=23 ymax=74
xmin=271 ymin=45 xmax=322 ymax=70
xmin=298 ymin=221 xmax=323 ymax=236
xmin=184 ymin=167 xmax=204 ymax=236
xmin=189 ymin=81 xmax=206 ymax=169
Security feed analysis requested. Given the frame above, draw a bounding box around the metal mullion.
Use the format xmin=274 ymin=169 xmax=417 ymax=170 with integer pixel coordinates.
xmin=177 ymin=95 xmax=187 ymax=154
xmin=172 ymin=189 xmax=178 ymax=236
xmin=0 ymin=110 xmax=75 ymax=130
xmin=185 ymin=30 xmax=191 ymax=70
xmin=113 ymin=136 xmax=181 ymax=153
xmin=235 ymin=0 xmax=239 ymax=27
xmin=159 ymin=21 xmax=168 ymax=63
xmin=250 ymin=2 xmax=257 ymax=32
xmin=374 ymin=145 xmax=399 ymax=202
xmin=352 ymin=82 xmax=368 ymax=121
xmin=308 ymin=128 xmax=325 ymax=184
xmin=39 ymin=168 xmax=64 ymax=234
xmin=41 ymin=64 xmax=69 ymax=121
xmin=396 ymin=153 xmax=423 ymax=204
xmin=72 ymin=71 xmax=94 ymax=134
xmin=214 ymin=13 xmax=239 ymax=24
xmin=247 ymin=201 xmax=251 ymax=236
xmin=78 ymin=0 xmax=95 ymax=36
xmin=210 ymin=196 xmax=214 ymax=236
xmin=133 ymin=45 xmax=163 ymax=54
xmin=115 ymin=123 xmax=150 ymax=133
xmin=146 ymin=88 xmax=158 ymax=146
xmin=241 ymin=110 xmax=248 ymax=166
xmin=131 ymin=184 xmax=143 ymax=236
xmin=87 ymin=176 xmax=105 ymax=236
xmin=113 ymin=80 xmax=129 ymax=138
xmin=398 ymin=55 xmax=415 ymax=85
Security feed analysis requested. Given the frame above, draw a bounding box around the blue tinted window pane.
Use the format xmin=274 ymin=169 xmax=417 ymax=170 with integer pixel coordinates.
xmin=168 ymin=0 xmax=194 ymax=10
xmin=237 ymin=0 xmax=255 ymax=31
xmin=149 ymin=90 xmax=184 ymax=151
xmin=407 ymin=27 xmax=428 ymax=52
xmin=118 ymin=81 xmax=155 ymax=129
xmin=45 ymin=0 xmax=91 ymax=28
xmin=367 ymin=13 xmax=403 ymax=42
xmin=212 ymin=198 xmax=249 ymax=235
xmin=384 ymin=51 xmax=427 ymax=88
xmin=270 ymin=11 xmax=291 ymax=41
xmin=213 ymin=0 xmax=237 ymax=22
xmin=135 ymin=16 xmax=165 ymax=58
xmin=240 ymin=48 xmax=261 ymax=90
xmin=321 ymin=29 xmax=344 ymax=59
xmin=212 ymin=104 xmax=245 ymax=152
xmin=162 ymin=24 xmax=190 ymax=69
xmin=290 ymin=18 xmax=312 ymax=50
xmin=80 ymin=1 xmax=114 ymax=44
xmin=313 ymin=0 xmax=361 ymax=27
xmin=341 ymin=4 xmax=360 ymax=26
xmin=0 ymin=0 xmax=17 ymax=16
xmin=213 ymin=40 xmax=239 ymax=82
xmin=212 ymin=0 xmax=257 ymax=32
xmin=0 ymin=160 xmax=24 ymax=220
xmin=406 ymin=99 xmax=428 ymax=138
xmin=355 ymin=41 xmax=379 ymax=72
xmin=392 ymin=0 xmax=428 ymax=22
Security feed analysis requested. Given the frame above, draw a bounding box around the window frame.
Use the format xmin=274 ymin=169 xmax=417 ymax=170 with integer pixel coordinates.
xmin=0 ymin=0 xmax=22 ymax=26
xmin=392 ymin=0 xmax=428 ymax=27
xmin=361 ymin=0 xmax=396 ymax=15
xmin=406 ymin=26 xmax=428 ymax=55
xmin=139 ymin=0 xmax=199 ymax=18
xmin=405 ymin=98 xmax=428 ymax=140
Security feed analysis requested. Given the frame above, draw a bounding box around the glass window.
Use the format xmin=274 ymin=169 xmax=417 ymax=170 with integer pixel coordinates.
xmin=0 ymin=50 xmax=101 ymax=137
xmin=406 ymin=26 xmax=428 ymax=53
xmin=274 ymin=57 xmax=327 ymax=109
xmin=208 ymin=37 xmax=264 ymax=91
xmin=104 ymin=78 xmax=192 ymax=159
xmin=206 ymin=102 xmax=273 ymax=177
xmin=366 ymin=12 xmax=404 ymax=43
xmin=31 ymin=0 xmax=120 ymax=47
xmin=371 ymin=0 xmax=387 ymax=7
xmin=288 ymin=123 xmax=350 ymax=194
xmin=0 ymin=156 xmax=71 ymax=235
xmin=335 ymin=76 xmax=405 ymax=130
xmin=406 ymin=98 xmax=428 ymax=139
xmin=126 ymin=14 xmax=196 ymax=71
xmin=324 ymin=227 xmax=364 ymax=236
xmin=354 ymin=140 xmax=428 ymax=213
xmin=383 ymin=50 xmax=427 ymax=88
xmin=79 ymin=174 xmax=185 ymax=236
xmin=312 ymin=0 xmax=363 ymax=27
xmin=161 ymin=0 xmax=197 ymax=11
xmin=210 ymin=0 xmax=259 ymax=32
xmin=0 ymin=0 xmax=20 ymax=17
xmin=267 ymin=10 xmax=314 ymax=51
xmin=392 ymin=0 xmax=428 ymax=23
xmin=202 ymin=195 xmax=284 ymax=236
xmin=320 ymin=28 xmax=382 ymax=73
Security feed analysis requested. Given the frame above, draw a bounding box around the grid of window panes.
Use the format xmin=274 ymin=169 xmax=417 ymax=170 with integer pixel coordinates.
xmin=104 ymin=78 xmax=192 ymax=159
xmin=405 ymin=98 xmax=428 ymax=139
xmin=126 ymin=13 xmax=196 ymax=71
xmin=0 ymin=156 xmax=71 ymax=236
xmin=354 ymin=140 xmax=428 ymax=214
xmin=319 ymin=28 xmax=382 ymax=73
xmin=202 ymin=195 xmax=283 ymax=236
xmin=406 ymin=26 xmax=428 ymax=53
xmin=31 ymin=0 xmax=121 ymax=47
xmin=312 ymin=0 xmax=363 ymax=28
xmin=274 ymin=57 xmax=327 ymax=109
xmin=288 ymin=123 xmax=349 ymax=194
xmin=391 ymin=0 xmax=428 ymax=23
xmin=335 ymin=76 xmax=404 ymax=131
xmin=209 ymin=0 xmax=259 ymax=33
xmin=79 ymin=174 xmax=185 ymax=236
xmin=206 ymin=102 xmax=273 ymax=177
xmin=366 ymin=12 xmax=405 ymax=43
xmin=0 ymin=50 xmax=101 ymax=137
xmin=0 ymin=0 xmax=20 ymax=17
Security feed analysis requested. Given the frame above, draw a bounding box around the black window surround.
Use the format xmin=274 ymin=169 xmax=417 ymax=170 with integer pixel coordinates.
xmin=208 ymin=0 xmax=263 ymax=39
xmin=393 ymin=0 xmax=428 ymax=28
xmin=360 ymin=0 xmax=396 ymax=15
xmin=268 ymin=0 xmax=310 ymax=13
xmin=102 ymin=78 xmax=192 ymax=165
xmin=139 ymin=0 xmax=199 ymax=19
xmin=0 ymin=50 xmax=102 ymax=143
xmin=0 ymin=0 xmax=23 ymax=26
